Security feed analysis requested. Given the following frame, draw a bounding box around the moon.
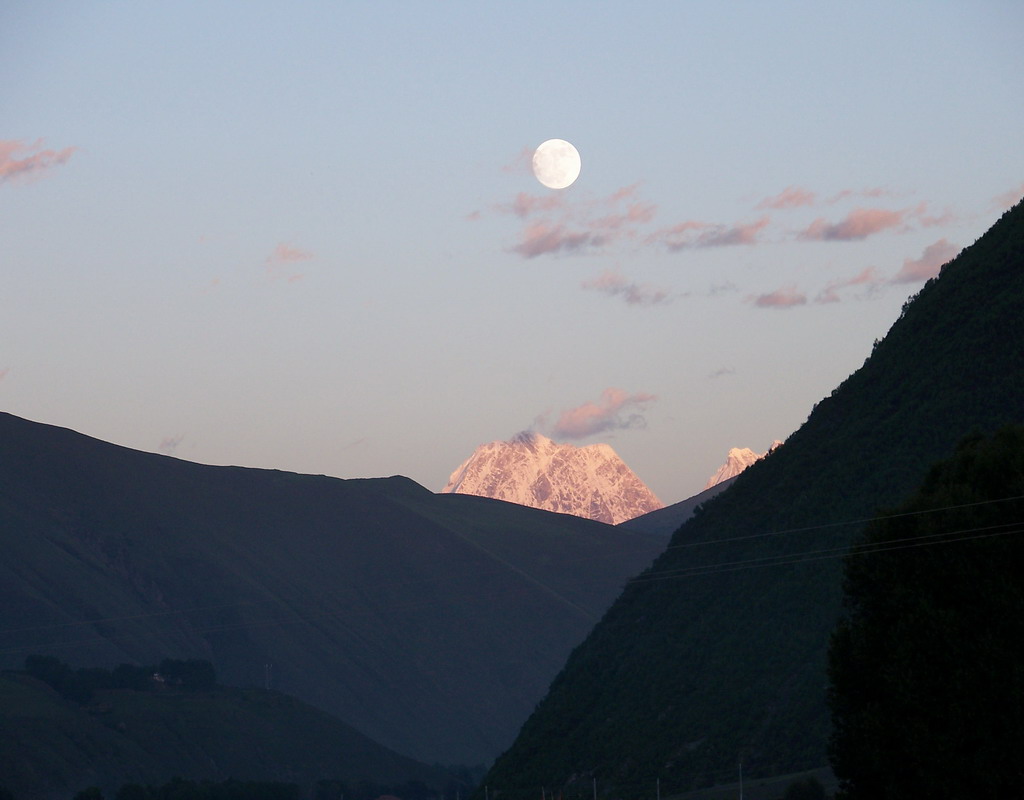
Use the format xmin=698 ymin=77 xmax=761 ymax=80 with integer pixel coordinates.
xmin=532 ymin=139 xmax=581 ymax=190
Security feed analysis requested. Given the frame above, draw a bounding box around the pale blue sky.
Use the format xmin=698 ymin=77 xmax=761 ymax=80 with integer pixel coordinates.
xmin=2 ymin=1 xmax=1022 ymax=504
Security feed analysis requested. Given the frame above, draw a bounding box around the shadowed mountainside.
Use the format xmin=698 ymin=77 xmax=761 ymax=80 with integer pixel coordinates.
xmin=480 ymin=202 xmax=1024 ymax=796
xmin=0 ymin=416 xmax=664 ymax=766
xmin=0 ymin=670 xmax=454 ymax=800
xmin=617 ymin=478 xmax=736 ymax=538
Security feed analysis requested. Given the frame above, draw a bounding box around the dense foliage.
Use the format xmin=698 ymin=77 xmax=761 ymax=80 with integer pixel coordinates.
xmin=828 ymin=427 xmax=1024 ymax=798
xmin=480 ymin=201 xmax=1024 ymax=797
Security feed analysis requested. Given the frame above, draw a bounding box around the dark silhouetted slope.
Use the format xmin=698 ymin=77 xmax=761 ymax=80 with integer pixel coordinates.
xmin=481 ymin=202 xmax=1024 ymax=796
xmin=618 ymin=478 xmax=736 ymax=538
xmin=0 ymin=671 xmax=452 ymax=800
xmin=0 ymin=416 xmax=664 ymax=766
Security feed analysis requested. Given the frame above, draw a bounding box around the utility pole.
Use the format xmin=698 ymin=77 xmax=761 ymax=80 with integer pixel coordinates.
xmin=656 ymin=777 xmax=660 ymax=800
xmin=592 ymin=778 xmax=596 ymax=800
xmin=738 ymin=760 xmax=743 ymax=800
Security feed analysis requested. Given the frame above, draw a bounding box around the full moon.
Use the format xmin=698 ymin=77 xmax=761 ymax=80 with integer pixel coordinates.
xmin=532 ymin=139 xmax=581 ymax=189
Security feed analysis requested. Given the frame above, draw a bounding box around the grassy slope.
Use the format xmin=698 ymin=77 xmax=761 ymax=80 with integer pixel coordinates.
xmin=481 ymin=202 xmax=1024 ymax=796
xmin=0 ymin=672 xmax=452 ymax=800
xmin=0 ymin=419 xmax=664 ymax=766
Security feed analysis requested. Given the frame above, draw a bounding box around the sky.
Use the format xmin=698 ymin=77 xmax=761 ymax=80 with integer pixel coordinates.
xmin=2 ymin=2 xmax=1023 ymax=506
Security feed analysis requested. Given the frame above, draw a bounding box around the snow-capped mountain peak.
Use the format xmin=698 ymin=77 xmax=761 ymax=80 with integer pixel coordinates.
xmin=441 ymin=432 xmax=662 ymax=525
xmin=703 ymin=440 xmax=783 ymax=490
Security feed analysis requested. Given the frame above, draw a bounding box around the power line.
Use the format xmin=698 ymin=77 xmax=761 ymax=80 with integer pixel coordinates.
xmin=660 ymin=493 xmax=1024 ymax=552
xmin=629 ymin=522 xmax=1024 ymax=584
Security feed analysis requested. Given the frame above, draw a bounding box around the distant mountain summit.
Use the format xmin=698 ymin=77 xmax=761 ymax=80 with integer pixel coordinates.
xmin=703 ymin=441 xmax=783 ymax=489
xmin=441 ymin=432 xmax=662 ymax=524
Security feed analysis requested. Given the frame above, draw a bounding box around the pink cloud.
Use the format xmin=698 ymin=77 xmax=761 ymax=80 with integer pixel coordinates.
xmin=993 ymin=182 xmax=1024 ymax=210
xmin=0 ymin=368 xmax=8 ymax=382
xmin=511 ymin=221 xmax=597 ymax=258
xmin=267 ymin=243 xmax=314 ymax=263
xmin=799 ymin=207 xmax=907 ymax=241
xmin=826 ymin=187 xmax=895 ymax=204
xmin=265 ymin=242 xmax=313 ymax=282
xmin=502 ymin=146 xmax=533 ymax=175
xmin=757 ymin=186 xmax=816 ymax=210
xmin=590 ymin=201 xmax=658 ymax=233
xmin=551 ymin=388 xmax=656 ymax=440
xmin=815 ymin=267 xmax=883 ymax=303
xmin=751 ymin=286 xmax=807 ymax=309
xmin=581 ymin=270 xmax=671 ymax=306
xmin=499 ymin=191 xmax=565 ymax=218
xmin=890 ymin=239 xmax=960 ymax=284
xmin=494 ymin=184 xmax=659 ymax=258
xmin=658 ymin=216 xmax=770 ymax=251
xmin=916 ymin=204 xmax=957 ymax=228
xmin=0 ymin=139 xmax=76 ymax=185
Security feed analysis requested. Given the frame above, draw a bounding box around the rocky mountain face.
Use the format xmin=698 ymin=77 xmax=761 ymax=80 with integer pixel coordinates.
xmin=441 ymin=432 xmax=663 ymax=524
xmin=703 ymin=441 xmax=783 ymax=489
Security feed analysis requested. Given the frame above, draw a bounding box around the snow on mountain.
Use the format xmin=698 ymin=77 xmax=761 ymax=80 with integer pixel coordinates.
xmin=703 ymin=441 xmax=784 ymax=490
xmin=441 ymin=431 xmax=663 ymax=525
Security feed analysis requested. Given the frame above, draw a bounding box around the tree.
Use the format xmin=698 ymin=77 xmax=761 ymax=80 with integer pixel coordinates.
xmin=828 ymin=426 xmax=1024 ymax=799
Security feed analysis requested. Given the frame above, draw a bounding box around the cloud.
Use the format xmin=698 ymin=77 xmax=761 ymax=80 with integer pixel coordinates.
xmin=890 ymin=238 xmax=960 ymax=284
xmin=267 ymin=243 xmax=314 ymax=263
xmin=266 ymin=242 xmax=313 ymax=282
xmin=511 ymin=221 xmax=597 ymax=258
xmin=0 ymin=368 xmax=8 ymax=382
xmin=799 ymin=207 xmax=907 ymax=241
xmin=158 ymin=435 xmax=184 ymax=456
xmin=708 ymin=367 xmax=736 ymax=379
xmin=993 ymin=182 xmax=1024 ymax=210
xmin=655 ymin=216 xmax=770 ymax=251
xmin=751 ymin=285 xmax=807 ymax=309
xmin=550 ymin=388 xmax=656 ymax=440
xmin=581 ymin=269 xmax=671 ymax=306
xmin=499 ymin=191 xmax=565 ymax=218
xmin=757 ymin=186 xmax=816 ymax=210
xmin=492 ymin=183 xmax=659 ymax=259
xmin=826 ymin=187 xmax=895 ymax=204
xmin=502 ymin=146 xmax=533 ymax=175
xmin=0 ymin=139 xmax=76 ymax=185
xmin=815 ymin=267 xmax=884 ymax=303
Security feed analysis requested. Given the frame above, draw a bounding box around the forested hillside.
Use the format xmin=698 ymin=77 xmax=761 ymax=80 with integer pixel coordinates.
xmin=481 ymin=202 xmax=1024 ymax=797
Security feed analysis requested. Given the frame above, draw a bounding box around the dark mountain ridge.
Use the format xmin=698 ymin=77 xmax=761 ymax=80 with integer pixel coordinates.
xmin=0 ymin=413 xmax=665 ymax=766
xmin=481 ymin=202 xmax=1024 ymax=795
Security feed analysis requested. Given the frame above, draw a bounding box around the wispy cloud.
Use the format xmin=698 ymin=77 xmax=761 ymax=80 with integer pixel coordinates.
xmin=890 ymin=238 xmax=960 ymax=284
xmin=267 ymin=243 xmax=314 ymax=263
xmin=502 ymin=184 xmax=655 ymax=258
xmin=581 ymin=269 xmax=671 ymax=306
xmin=501 ymin=191 xmax=565 ymax=218
xmin=798 ymin=207 xmax=908 ymax=241
xmin=266 ymin=242 xmax=313 ymax=282
xmin=550 ymin=388 xmax=656 ymax=440
xmin=708 ymin=367 xmax=736 ymax=379
xmin=502 ymin=146 xmax=533 ymax=175
xmin=993 ymin=182 xmax=1024 ymax=210
xmin=826 ymin=187 xmax=895 ymax=204
xmin=653 ymin=216 xmax=770 ymax=251
xmin=757 ymin=186 xmax=816 ymax=210
xmin=815 ymin=267 xmax=884 ymax=303
xmin=0 ymin=368 xmax=9 ymax=382
xmin=512 ymin=221 xmax=598 ymax=258
xmin=0 ymin=139 xmax=76 ymax=185
xmin=158 ymin=435 xmax=184 ymax=456
xmin=750 ymin=286 xmax=807 ymax=309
